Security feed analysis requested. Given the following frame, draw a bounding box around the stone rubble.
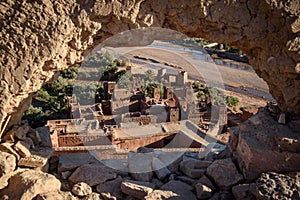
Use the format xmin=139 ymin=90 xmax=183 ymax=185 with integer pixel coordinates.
xmin=0 ymin=117 xmax=299 ymax=199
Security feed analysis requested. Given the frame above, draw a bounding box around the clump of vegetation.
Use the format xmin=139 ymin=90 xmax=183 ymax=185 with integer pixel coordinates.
xmin=60 ymin=67 xmax=79 ymax=79
xmin=226 ymin=95 xmax=240 ymax=108
xmin=141 ymin=81 xmax=164 ymax=99
xmin=192 ymin=82 xmax=225 ymax=105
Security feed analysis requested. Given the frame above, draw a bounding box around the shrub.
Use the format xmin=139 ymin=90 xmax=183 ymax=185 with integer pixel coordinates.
xmin=226 ymin=95 xmax=240 ymax=107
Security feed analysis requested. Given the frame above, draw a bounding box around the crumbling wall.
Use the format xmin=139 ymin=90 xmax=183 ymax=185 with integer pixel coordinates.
xmin=0 ymin=0 xmax=299 ymax=132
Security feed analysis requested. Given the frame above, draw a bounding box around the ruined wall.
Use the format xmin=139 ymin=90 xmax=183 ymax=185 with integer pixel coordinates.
xmin=0 ymin=0 xmax=300 ymax=132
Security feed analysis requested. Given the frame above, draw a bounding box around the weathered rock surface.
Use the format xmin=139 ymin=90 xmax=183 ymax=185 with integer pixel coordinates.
xmin=0 ymin=151 xmax=16 ymax=177
xmin=36 ymin=191 xmax=78 ymax=200
xmin=232 ymin=183 xmax=256 ymax=200
xmin=120 ymin=180 xmax=155 ymax=199
xmin=1 ymin=0 xmax=300 ymax=134
xmin=230 ymin=109 xmax=300 ymax=180
xmin=72 ymin=182 xmax=92 ymax=197
xmin=160 ymin=180 xmax=196 ymax=200
xmin=68 ymin=163 xmax=117 ymax=186
xmin=82 ymin=193 xmax=102 ymax=200
xmin=0 ymin=170 xmax=61 ymax=200
xmin=256 ymin=172 xmax=300 ymax=200
xmin=206 ymin=158 xmax=243 ymax=190
xmin=96 ymin=176 xmax=123 ymax=199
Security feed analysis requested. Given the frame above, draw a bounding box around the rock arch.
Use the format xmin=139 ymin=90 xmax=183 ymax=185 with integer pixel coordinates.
xmin=0 ymin=0 xmax=299 ymax=132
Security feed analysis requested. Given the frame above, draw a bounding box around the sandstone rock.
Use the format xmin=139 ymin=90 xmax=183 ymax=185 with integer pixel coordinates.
xmin=36 ymin=191 xmax=78 ymax=200
xmin=0 ymin=142 xmax=20 ymax=160
xmin=206 ymin=158 xmax=243 ymax=190
xmin=128 ymin=152 xmax=153 ymax=182
xmin=0 ymin=170 xmax=61 ymax=200
xmin=144 ymin=190 xmax=180 ymax=200
xmin=13 ymin=141 xmax=31 ymax=157
xmin=82 ymin=193 xmax=102 ymax=200
xmin=121 ymin=180 xmax=155 ymax=199
xmin=256 ymin=172 xmax=300 ymax=200
xmin=58 ymin=153 xmax=99 ymax=173
xmin=18 ymin=154 xmax=48 ymax=168
xmin=197 ymin=175 xmax=216 ymax=190
xmin=69 ymin=164 xmax=117 ymax=186
xmin=160 ymin=180 xmax=196 ymax=200
xmin=232 ymin=183 xmax=256 ymax=200
xmin=179 ymin=157 xmax=211 ymax=178
xmin=96 ymin=176 xmax=123 ymax=199
xmin=151 ymin=178 xmax=164 ymax=188
xmin=72 ymin=182 xmax=92 ymax=197
xmin=152 ymin=157 xmax=171 ymax=180
xmin=195 ymin=183 xmax=213 ymax=199
xmin=0 ymin=151 xmax=16 ymax=177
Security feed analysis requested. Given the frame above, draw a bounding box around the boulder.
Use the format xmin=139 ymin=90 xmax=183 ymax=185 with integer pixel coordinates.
xmin=160 ymin=180 xmax=196 ymax=200
xmin=72 ymin=182 xmax=92 ymax=197
xmin=230 ymin=110 xmax=300 ymax=180
xmin=69 ymin=163 xmax=117 ymax=186
xmin=179 ymin=157 xmax=211 ymax=178
xmin=232 ymin=183 xmax=256 ymax=200
xmin=206 ymin=158 xmax=243 ymax=190
xmin=195 ymin=183 xmax=213 ymax=199
xmin=0 ymin=170 xmax=61 ymax=200
xmin=35 ymin=191 xmax=78 ymax=200
xmin=128 ymin=152 xmax=153 ymax=182
xmin=144 ymin=190 xmax=180 ymax=200
xmin=152 ymin=157 xmax=171 ymax=180
xmin=58 ymin=153 xmax=99 ymax=173
xmin=13 ymin=141 xmax=31 ymax=157
xmin=121 ymin=180 xmax=155 ymax=199
xmin=256 ymin=172 xmax=300 ymax=200
xmin=96 ymin=176 xmax=123 ymax=199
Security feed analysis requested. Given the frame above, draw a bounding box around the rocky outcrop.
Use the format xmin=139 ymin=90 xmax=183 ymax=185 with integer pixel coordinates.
xmin=0 ymin=0 xmax=300 ymax=132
